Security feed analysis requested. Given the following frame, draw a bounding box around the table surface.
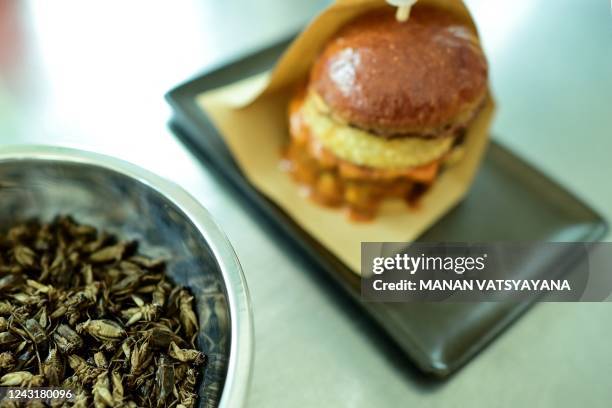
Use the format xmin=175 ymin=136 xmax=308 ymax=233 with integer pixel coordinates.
xmin=1 ymin=1 xmax=611 ymax=406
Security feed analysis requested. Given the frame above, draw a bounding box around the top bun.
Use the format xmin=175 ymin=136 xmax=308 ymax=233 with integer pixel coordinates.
xmin=309 ymin=6 xmax=488 ymax=138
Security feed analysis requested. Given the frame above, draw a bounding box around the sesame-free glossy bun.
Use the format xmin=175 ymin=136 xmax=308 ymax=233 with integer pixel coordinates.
xmin=309 ymin=6 xmax=488 ymax=137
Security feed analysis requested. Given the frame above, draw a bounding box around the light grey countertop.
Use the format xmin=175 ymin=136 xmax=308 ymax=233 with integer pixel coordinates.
xmin=1 ymin=0 xmax=611 ymax=406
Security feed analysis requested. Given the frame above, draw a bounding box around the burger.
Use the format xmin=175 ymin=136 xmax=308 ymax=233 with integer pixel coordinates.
xmin=285 ymin=5 xmax=488 ymax=221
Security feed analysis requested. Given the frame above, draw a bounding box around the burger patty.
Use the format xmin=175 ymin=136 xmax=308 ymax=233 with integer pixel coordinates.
xmin=290 ymin=88 xmax=470 ymax=179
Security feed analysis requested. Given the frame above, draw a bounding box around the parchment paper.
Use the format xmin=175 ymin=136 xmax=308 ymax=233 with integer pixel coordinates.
xmin=195 ymin=0 xmax=495 ymax=275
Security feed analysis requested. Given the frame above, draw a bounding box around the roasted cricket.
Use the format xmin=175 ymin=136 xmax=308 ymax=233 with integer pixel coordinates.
xmin=0 ymin=216 xmax=205 ymax=408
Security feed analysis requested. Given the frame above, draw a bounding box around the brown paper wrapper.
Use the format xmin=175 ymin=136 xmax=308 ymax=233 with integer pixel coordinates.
xmin=195 ymin=0 xmax=496 ymax=275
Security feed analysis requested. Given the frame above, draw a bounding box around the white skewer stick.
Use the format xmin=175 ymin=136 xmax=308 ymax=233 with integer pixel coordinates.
xmin=396 ymin=5 xmax=411 ymax=21
xmin=386 ymin=0 xmax=418 ymax=22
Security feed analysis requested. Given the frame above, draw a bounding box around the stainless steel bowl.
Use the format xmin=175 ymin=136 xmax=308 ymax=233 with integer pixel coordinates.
xmin=0 ymin=145 xmax=253 ymax=407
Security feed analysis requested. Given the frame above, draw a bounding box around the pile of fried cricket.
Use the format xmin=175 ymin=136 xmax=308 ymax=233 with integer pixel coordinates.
xmin=0 ymin=216 xmax=205 ymax=408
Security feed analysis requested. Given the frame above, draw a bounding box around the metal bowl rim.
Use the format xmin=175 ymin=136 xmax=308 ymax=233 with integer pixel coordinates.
xmin=0 ymin=145 xmax=253 ymax=408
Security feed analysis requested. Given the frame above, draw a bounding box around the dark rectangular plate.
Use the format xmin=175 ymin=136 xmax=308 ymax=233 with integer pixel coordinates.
xmin=166 ymin=36 xmax=608 ymax=377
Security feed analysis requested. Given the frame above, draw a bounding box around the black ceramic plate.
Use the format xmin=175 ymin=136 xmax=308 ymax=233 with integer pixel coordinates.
xmin=166 ymin=36 xmax=608 ymax=377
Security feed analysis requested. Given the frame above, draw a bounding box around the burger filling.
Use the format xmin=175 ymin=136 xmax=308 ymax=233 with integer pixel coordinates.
xmin=301 ymin=91 xmax=455 ymax=169
xmin=284 ymin=88 xmax=470 ymax=221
